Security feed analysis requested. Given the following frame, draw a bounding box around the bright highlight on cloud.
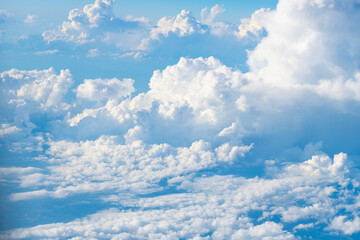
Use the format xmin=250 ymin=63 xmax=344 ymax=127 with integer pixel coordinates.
xmin=42 ymin=0 xmax=149 ymax=48
xmin=0 ymin=0 xmax=360 ymax=239
xmin=76 ymin=77 xmax=134 ymax=101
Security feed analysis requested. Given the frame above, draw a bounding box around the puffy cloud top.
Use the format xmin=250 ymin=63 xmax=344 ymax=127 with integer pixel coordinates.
xmin=247 ymin=0 xmax=360 ymax=93
xmin=1 ymin=68 xmax=73 ymax=109
xmin=150 ymin=10 xmax=207 ymax=39
xmin=148 ymin=56 xmax=244 ymax=123
xmin=9 ymin=135 xmax=252 ymax=200
xmin=42 ymin=0 xmax=144 ymax=45
xmin=76 ymin=77 xmax=134 ymax=101
xmin=1 ymin=0 xmax=360 ymax=238
xmin=235 ymin=8 xmax=270 ymax=39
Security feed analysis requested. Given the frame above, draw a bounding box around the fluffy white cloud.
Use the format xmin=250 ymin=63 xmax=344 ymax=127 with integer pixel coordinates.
xmin=215 ymin=142 xmax=253 ymax=162
xmin=2 ymin=1 xmax=360 ymax=238
xmin=218 ymin=122 xmax=238 ymax=137
xmin=1 ymin=68 xmax=73 ymax=110
xmin=64 ymin=56 xmax=251 ymax=145
xmin=281 ymin=152 xmax=348 ymax=178
xmin=76 ymin=77 xmax=134 ymax=101
xmin=137 ymin=5 xmax=264 ymax=51
xmin=328 ymin=216 xmax=360 ymax=235
xmin=66 ymin=107 xmax=103 ymax=127
xmin=63 ymin=51 xmax=360 ymax=149
xmin=0 ymin=167 xmax=38 ymax=180
xmin=137 ymin=9 xmax=207 ymax=51
xmin=0 ymin=68 xmax=74 ymax=152
xmin=9 ymin=135 xmax=252 ymax=200
xmin=5 ymin=207 xmax=296 ymax=240
xmin=150 ymin=10 xmax=207 ymax=39
xmin=147 ymin=57 xmax=245 ymax=123
xmin=247 ymin=0 xmax=360 ymax=102
xmin=0 ymin=123 xmax=21 ymax=137
xmin=311 ymin=72 xmax=360 ymax=101
xmin=4 ymin=151 xmax=358 ymax=239
xmin=43 ymin=0 xmax=115 ymax=44
xmin=235 ymin=8 xmax=270 ymax=39
xmin=201 ymin=5 xmax=225 ymax=25
xmin=42 ymin=0 xmax=149 ymax=47
xmin=40 ymin=1 xmax=266 ymax=54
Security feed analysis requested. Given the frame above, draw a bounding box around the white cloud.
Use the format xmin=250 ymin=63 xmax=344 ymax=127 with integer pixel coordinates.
xmin=8 ymin=135 xmax=251 ymax=200
xmin=9 ymin=135 xmax=46 ymax=153
xmin=235 ymin=95 xmax=249 ymax=112
xmin=40 ymin=1 xmax=266 ymax=53
xmin=215 ymin=142 xmax=253 ymax=162
xmin=5 ymin=207 xmax=296 ymax=240
xmin=62 ymin=50 xmax=360 ymax=150
xmin=235 ymin=8 xmax=270 ymax=39
xmin=310 ymin=72 xmax=360 ymax=101
xmin=201 ymin=5 xmax=225 ymax=25
xmin=137 ymin=5 xmax=259 ymax=51
xmin=76 ymin=77 xmax=134 ymax=101
xmin=1 ymin=1 xmax=360 ymax=238
xmin=218 ymin=122 xmax=238 ymax=137
xmin=42 ymin=0 xmax=148 ymax=47
xmin=150 ymin=10 xmax=206 ymax=39
xmin=87 ymin=48 xmax=99 ymax=57
xmin=0 ymin=123 xmax=21 ymax=137
xmin=10 ymin=189 xmax=50 ymax=201
xmin=137 ymin=9 xmax=207 ymax=51
xmin=0 ymin=68 xmax=74 ymax=151
xmin=1 ymin=67 xmax=73 ymax=110
xmin=66 ymin=107 xmax=102 ymax=127
xmin=43 ymin=0 xmax=115 ymax=44
xmin=24 ymin=14 xmax=38 ymax=24
xmin=33 ymin=49 xmax=58 ymax=55
xmin=63 ymin=56 xmax=252 ymax=145
xmin=293 ymin=223 xmax=315 ymax=231
xmin=279 ymin=204 xmax=328 ymax=222
xmin=231 ymin=221 xmax=295 ymax=240
xmin=4 ymin=152 xmax=358 ymax=238
xmin=246 ymin=0 xmax=360 ymax=102
xmin=328 ymin=216 xmax=360 ymax=235
xmin=147 ymin=56 xmax=245 ymax=123
xmin=280 ymin=152 xmax=349 ymax=181
xmin=0 ymin=167 xmax=38 ymax=182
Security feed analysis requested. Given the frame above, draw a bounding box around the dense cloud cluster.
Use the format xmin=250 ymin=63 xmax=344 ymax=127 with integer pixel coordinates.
xmin=0 ymin=68 xmax=73 ymax=109
xmin=9 ymin=136 xmax=252 ymax=200
xmin=40 ymin=0 xmax=267 ymax=56
xmin=0 ymin=0 xmax=360 ymax=239
xmin=247 ymin=0 xmax=360 ymax=100
xmin=3 ymin=152 xmax=359 ymax=239
xmin=42 ymin=0 xmax=149 ymax=50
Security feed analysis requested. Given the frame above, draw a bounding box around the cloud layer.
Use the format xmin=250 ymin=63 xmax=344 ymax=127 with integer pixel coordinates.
xmin=0 ymin=0 xmax=360 ymax=239
xmin=3 ymin=152 xmax=359 ymax=239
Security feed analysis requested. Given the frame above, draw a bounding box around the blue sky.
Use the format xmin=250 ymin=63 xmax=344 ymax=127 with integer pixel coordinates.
xmin=1 ymin=0 xmax=360 ymax=239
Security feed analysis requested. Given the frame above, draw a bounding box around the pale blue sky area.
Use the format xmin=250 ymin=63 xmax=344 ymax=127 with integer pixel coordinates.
xmin=1 ymin=0 xmax=277 ymax=21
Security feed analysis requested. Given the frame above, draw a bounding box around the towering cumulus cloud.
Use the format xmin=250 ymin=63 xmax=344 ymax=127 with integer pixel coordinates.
xmin=247 ymin=0 xmax=360 ymax=97
xmin=0 ymin=0 xmax=359 ymax=239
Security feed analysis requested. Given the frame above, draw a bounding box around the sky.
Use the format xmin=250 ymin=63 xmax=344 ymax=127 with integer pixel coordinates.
xmin=0 ymin=0 xmax=360 ymax=239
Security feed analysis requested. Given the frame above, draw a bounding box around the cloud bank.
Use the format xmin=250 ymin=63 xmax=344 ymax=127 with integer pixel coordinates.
xmin=1 ymin=0 xmax=360 ymax=239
